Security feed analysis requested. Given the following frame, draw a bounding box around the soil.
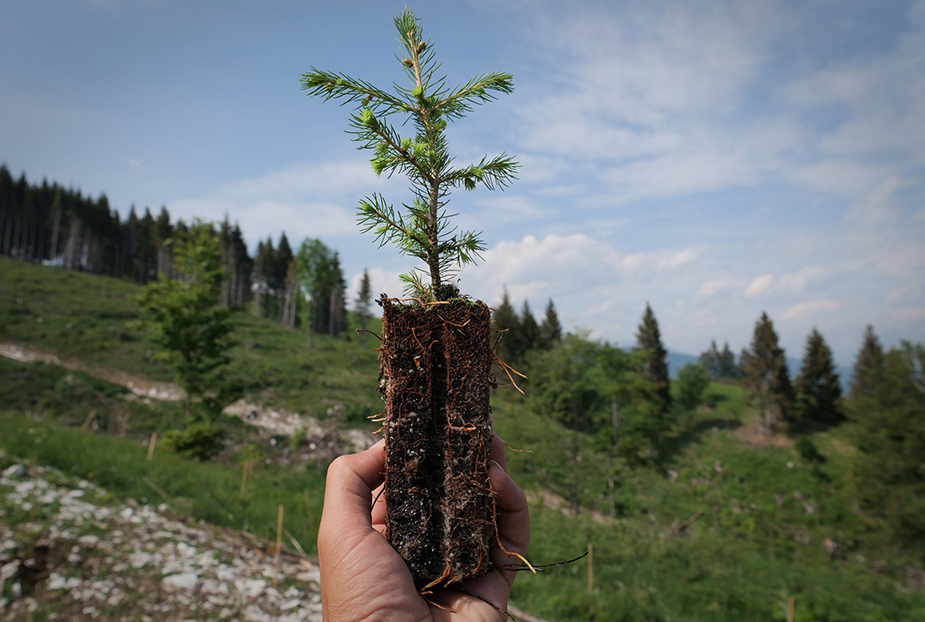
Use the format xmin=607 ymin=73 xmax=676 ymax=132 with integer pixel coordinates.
xmin=378 ymin=297 xmax=494 ymax=587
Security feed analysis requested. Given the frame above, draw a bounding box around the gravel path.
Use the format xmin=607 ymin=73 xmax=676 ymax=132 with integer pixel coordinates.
xmin=0 ymin=459 xmax=322 ymax=621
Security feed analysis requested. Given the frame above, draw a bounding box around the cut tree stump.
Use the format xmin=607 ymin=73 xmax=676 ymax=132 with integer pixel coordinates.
xmin=379 ymin=296 xmax=495 ymax=587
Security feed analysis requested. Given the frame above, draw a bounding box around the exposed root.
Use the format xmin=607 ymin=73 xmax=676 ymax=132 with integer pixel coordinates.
xmin=494 ymin=357 xmax=527 ymax=395
xmin=501 ymin=439 xmax=535 ymax=455
xmin=501 ymin=551 xmax=588 ymax=573
xmin=356 ymin=328 xmax=383 ymax=342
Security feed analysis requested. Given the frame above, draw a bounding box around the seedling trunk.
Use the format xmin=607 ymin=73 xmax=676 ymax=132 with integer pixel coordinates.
xmin=379 ymin=297 xmax=494 ymax=586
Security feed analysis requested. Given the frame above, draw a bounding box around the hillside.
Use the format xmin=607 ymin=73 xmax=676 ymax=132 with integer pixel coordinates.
xmin=2 ymin=258 xmax=925 ymax=621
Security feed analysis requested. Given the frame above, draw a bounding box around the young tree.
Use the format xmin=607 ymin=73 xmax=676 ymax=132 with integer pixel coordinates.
xmin=636 ymin=303 xmax=672 ymax=413
xmin=795 ymin=328 xmax=843 ymax=428
xmin=538 ymin=298 xmax=562 ymax=349
xmin=677 ymin=362 xmax=711 ymax=413
xmin=302 ymin=8 xmax=516 ymax=301
xmin=850 ymin=325 xmax=885 ymax=400
xmin=302 ymin=7 xmax=518 ymax=586
xmin=139 ymin=220 xmax=235 ymax=419
xmin=742 ymin=312 xmax=796 ymax=433
xmin=719 ymin=342 xmax=739 ymax=378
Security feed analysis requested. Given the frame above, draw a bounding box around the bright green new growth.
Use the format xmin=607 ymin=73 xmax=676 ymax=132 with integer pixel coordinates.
xmin=301 ymin=7 xmax=518 ymax=300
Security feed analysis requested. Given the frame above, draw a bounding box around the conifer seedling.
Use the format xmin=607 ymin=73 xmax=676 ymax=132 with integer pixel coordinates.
xmin=302 ymin=7 xmax=520 ymax=587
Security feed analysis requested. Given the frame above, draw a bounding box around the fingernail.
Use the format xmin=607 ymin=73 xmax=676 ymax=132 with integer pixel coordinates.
xmin=488 ymin=459 xmax=505 ymax=474
xmin=371 ymin=438 xmax=385 ymax=450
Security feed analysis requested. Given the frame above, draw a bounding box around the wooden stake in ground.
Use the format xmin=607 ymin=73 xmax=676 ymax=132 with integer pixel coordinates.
xmin=304 ymin=489 xmax=313 ymax=526
xmin=273 ymin=504 xmax=284 ymax=590
xmin=788 ymin=597 xmax=795 ymax=622
xmin=587 ymin=542 xmax=594 ymax=595
xmin=146 ymin=431 xmax=158 ymax=462
xmin=239 ymin=460 xmax=250 ymax=497
xmin=80 ymin=409 xmax=97 ymax=433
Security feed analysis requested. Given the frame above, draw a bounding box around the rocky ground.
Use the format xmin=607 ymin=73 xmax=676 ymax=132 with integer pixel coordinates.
xmin=0 ymin=456 xmax=323 ymax=622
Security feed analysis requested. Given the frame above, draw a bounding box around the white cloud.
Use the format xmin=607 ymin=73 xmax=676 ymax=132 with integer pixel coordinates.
xmin=744 ymin=267 xmax=827 ymax=298
xmin=168 ymin=160 xmax=390 ymax=246
xmin=697 ymin=277 xmax=745 ymax=298
xmin=780 ymin=299 xmax=842 ymax=321
xmin=127 ymin=158 xmax=143 ymax=170
xmin=887 ymin=283 xmax=924 ymax=303
xmin=846 ymin=176 xmax=905 ymax=226
xmin=893 ymin=307 xmax=925 ymax=322
xmin=744 ymin=274 xmax=774 ymax=298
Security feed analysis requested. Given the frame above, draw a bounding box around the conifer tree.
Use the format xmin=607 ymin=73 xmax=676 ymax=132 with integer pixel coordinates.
xmin=850 ymin=325 xmax=885 ymax=400
xmin=492 ymin=287 xmax=520 ymax=363
xmin=538 ymin=298 xmax=562 ymax=349
xmin=742 ymin=312 xmax=797 ymax=433
xmin=301 ymin=7 xmax=517 ymax=300
xmin=795 ymin=328 xmax=843 ymax=428
xmin=519 ymin=300 xmax=539 ymax=357
xmin=636 ymin=303 xmax=672 ymax=412
xmin=719 ymin=342 xmax=737 ymax=378
xmin=274 ymin=232 xmax=294 ymax=293
xmin=355 ymin=268 xmax=373 ymax=346
xmin=699 ymin=340 xmax=721 ymax=379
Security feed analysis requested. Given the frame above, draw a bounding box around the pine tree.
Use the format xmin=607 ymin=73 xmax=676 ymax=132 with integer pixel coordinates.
xmin=274 ymin=232 xmax=294 ymax=293
xmin=795 ymin=328 xmax=843 ymax=428
xmin=849 ymin=344 xmax=925 ymax=550
xmin=699 ymin=340 xmax=721 ymax=379
xmin=742 ymin=312 xmax=797 ymax=433
xmin=538 ymin=299 xmax=562 ymax=350
xmin=719 ymin=342 xmax=738 ymax=378
xmin=492 ymin=287 xmax=520 ymax=363
xmin=301 ymin=7 xmax=517 ymax=301
xmin=519 ymin=300 xmax=539 ymax=357
xmin=636 ymin=303 xmax=672 ymax=412
xmin=850 ymin=325 xmax=885 ymax=400
xmin=355 ymin=268 xmax=373 ymax=346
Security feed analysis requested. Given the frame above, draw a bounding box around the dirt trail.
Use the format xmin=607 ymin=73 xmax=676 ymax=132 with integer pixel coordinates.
xmin=0 ymin=341 xmax=183 ymax=400
xmin=0 ymin=341 xmax=376 ymax=454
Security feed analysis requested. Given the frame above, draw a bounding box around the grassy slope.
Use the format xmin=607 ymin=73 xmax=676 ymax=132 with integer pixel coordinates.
xmin=3 ymin=258 xmax=924 ymax=621
xmin=0 ymin=255 xmax=382 ymax=416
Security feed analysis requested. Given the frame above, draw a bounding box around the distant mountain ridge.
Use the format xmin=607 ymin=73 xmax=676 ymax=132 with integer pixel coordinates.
xmin=665 ymin=350 xmax=851 ymax=390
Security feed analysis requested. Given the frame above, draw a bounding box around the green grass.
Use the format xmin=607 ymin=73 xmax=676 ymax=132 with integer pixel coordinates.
xmin=0 ymin=412 xmax=325 ymax=553
xmin=0 ymin=255 xmax=382 ymax=416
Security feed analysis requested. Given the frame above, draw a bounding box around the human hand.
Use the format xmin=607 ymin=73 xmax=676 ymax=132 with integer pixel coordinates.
xmin=317 ymin=434 xmax=530 ymax=621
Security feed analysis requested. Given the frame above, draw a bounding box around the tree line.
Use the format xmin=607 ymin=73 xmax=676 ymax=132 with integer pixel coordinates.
xmin=0 ymin=165 xmax=352 ymax=338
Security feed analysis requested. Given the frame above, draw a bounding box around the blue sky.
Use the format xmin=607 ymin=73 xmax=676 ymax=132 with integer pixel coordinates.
xmin=2 ymin=0 xmax=924 ymax=367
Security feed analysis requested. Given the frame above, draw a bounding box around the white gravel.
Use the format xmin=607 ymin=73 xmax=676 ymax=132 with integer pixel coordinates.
xmin=0 ymin=462 xmax=323 ymax=621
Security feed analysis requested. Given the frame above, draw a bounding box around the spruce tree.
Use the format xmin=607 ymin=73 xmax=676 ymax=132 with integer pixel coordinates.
xmin=699 ymin=340 xmax=721 ymax=379
xmin=795 ymin=328 xmax=843 ymax=428
xmin=742 ymin=312 xmax=797 ymax=433
xmin=519 ymin=300 xmax=539 ymax=357
xmin=538 ymin=298 xmax=562 ymax=349
xmin=274 ymin=232 xmax=294 ymax=293
xmin=492 ymin=287 xmax=520 ymax=363
xmin=719 ymin=342 xmax=738 ymax=378
xmin=850 ymin=325 xmax=885 ymax=400
xmin=355 ymin=268 xmax=373 ymax=346
xmin=636 ymin=303 xmax=672 ymax=412
xmin=301 ymin=7 xmax=516 ymax=300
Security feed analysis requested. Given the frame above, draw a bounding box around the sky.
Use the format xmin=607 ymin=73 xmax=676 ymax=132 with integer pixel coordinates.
xmin=2 ymin=0 xmax=924 ymax=367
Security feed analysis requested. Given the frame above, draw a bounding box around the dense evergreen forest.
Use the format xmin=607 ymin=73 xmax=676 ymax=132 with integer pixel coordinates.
xmin=0 ymin=165 xmax=352 ymax=335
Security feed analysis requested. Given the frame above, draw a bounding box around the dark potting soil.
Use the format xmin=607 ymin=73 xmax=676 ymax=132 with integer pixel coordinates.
xmin=379 ymin=296 xmax=495 ymax=587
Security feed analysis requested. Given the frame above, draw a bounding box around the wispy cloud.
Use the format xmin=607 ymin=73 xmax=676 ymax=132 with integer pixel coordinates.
xmin=781 ymin=299 xmax=842 ymax=321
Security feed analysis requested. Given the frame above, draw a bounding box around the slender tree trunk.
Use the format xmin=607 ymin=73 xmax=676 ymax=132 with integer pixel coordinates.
xmin=609 ymin=399 xmax=621 ymax=519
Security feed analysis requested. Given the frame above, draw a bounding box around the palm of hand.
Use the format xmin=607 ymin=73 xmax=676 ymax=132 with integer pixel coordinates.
xmin=318 ymin=435 xmax=528 ymax=622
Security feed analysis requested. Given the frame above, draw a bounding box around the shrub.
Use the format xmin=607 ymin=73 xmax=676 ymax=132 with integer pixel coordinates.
xmin=162 ymin=423 xmax=225 ymax=461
